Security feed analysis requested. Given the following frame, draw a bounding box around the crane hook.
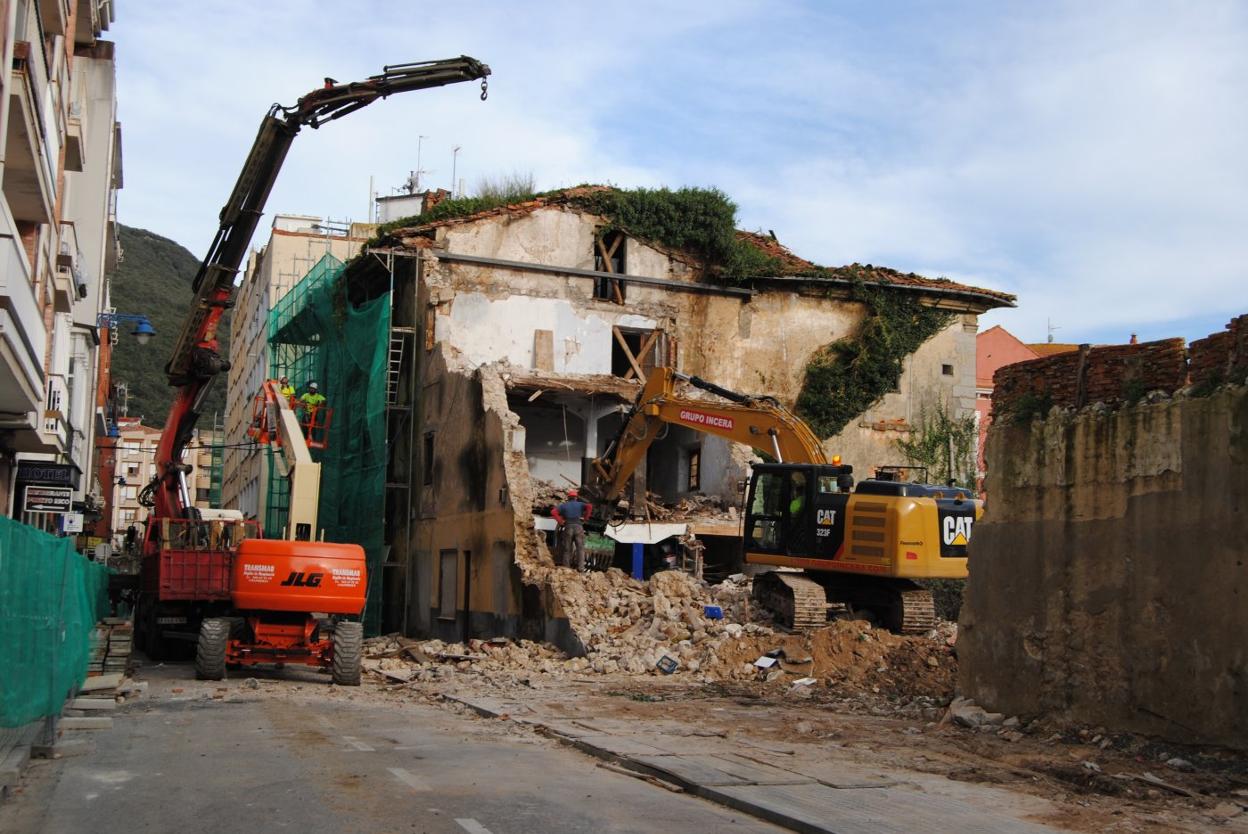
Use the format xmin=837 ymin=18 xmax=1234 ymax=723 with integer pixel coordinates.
xmin=480 ymin=78 xmax=489 ymax=101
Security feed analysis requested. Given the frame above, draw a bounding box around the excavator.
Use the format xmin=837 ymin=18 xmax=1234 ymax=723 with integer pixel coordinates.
xmin=587 ymin=367 xmax=979 ymax=633
xmin=133 ymin=57 xmax=491 ymax=681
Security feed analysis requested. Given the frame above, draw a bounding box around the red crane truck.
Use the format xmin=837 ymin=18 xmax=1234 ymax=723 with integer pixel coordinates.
xmin=133 ymin=58 xmax=491 ymax=683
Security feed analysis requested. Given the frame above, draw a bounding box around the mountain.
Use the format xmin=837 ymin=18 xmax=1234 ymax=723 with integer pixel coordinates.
xmin=107 ymin=225 xmax=229 ymax=427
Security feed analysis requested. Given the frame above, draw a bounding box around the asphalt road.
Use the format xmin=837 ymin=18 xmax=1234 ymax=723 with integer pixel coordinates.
xmin=1 ymin=664 xmax=782 ymax=834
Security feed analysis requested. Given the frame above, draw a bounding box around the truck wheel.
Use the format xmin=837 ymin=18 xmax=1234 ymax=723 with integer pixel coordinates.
xmin=331 ymin=621 xmax=363 ymax=686
xmin=195 ymin=618 xmax=229 ymax=680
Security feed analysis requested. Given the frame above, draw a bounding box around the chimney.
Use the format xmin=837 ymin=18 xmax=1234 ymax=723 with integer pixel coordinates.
xmin=421 ymin=188 xmax=452 ymax=214
xmin=1129 ymin=333 xmax=1138 ymax=345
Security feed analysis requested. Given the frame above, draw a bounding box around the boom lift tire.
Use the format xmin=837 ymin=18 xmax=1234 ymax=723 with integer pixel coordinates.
xmin=195 ymin=618 xmax=230 ymax=680
xmin=331 ymin=621 xmax=363 ymax=686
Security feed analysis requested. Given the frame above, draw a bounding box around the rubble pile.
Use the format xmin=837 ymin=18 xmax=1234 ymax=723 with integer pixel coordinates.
xmin=363 ymin=569 xmax=956 ymax=699
xmin=545 ymin=568 xmax=771 ymax=677
xmin=529 ymin=479 xmax=567 ymax=512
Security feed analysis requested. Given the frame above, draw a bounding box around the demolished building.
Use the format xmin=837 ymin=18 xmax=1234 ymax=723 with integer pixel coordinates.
xmin=323 ymin=186 xmax=1013 ymax=647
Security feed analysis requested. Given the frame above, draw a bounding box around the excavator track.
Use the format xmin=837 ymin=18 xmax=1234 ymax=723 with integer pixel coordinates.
xmin=892 ymin=585 xmax=937 ymax=635
xmin=751 ymin=571 xmax=828 ymax=631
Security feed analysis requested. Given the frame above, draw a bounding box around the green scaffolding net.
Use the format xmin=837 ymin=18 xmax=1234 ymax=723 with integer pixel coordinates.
xmin=0 ymin=515 xmax=110 ymax=727
xmin=266 ymin=253 xmax=390 ymax=635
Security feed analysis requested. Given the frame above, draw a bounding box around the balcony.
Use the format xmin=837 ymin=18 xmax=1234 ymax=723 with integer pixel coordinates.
xmin=54 ymin=221 xmax=86 ymax=309
xmin=0 ymin=202 xmax=47 ymax=421
xmin=39 ymin=0 xmax=69 ymax=36
xmin=5 ymin=42 xmax=57 ymax=225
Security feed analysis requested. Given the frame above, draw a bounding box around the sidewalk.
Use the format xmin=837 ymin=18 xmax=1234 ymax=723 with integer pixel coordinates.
xmin=444 ymin=692 xmax=1061 ymax=834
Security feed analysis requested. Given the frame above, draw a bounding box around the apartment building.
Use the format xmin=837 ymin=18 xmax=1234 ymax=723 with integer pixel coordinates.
xmin=0 ymin=0 xmax=122 ymax=531
xmin=109 ymin=418 xmax=218 ymax=539
xmin=220 ymin=214 xmax=369 ymax=522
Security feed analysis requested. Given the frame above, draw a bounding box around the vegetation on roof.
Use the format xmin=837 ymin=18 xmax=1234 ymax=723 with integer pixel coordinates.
xmin=372 ymin=184 xmax=788 ymax=283
xmin=796 ymin=279 xmax=954 ymax=438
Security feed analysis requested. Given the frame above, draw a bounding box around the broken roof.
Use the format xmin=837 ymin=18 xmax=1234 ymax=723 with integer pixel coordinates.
xmin=374 ymin=186 xmax=1014 ymax=309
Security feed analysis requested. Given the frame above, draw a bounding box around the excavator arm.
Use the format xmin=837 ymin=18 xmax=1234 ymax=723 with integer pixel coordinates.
xmin=145 ymin=57 xmax=490 ymax=524
xmin=588 ymin=367 xmax=827 ymax=504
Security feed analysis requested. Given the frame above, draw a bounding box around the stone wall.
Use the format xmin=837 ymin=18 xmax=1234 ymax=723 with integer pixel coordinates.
xmin=958 ymin=382 xmax=1248 ymax=748
xmin=991 ymin=338 xmax=1188 ymax=420
xmin=1189 ymin=313 xmax=1248 ymax=390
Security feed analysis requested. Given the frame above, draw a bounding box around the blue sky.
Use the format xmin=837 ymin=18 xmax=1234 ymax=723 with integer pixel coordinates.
xmin=113 ymin=1 xmax=1247 ymax=346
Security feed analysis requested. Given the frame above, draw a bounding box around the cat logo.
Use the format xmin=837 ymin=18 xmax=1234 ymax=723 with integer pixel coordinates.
xmin=942 ymin=516 xmax=974 ymax=547
xmin=816 ymin=509 xmax=837 ymax=526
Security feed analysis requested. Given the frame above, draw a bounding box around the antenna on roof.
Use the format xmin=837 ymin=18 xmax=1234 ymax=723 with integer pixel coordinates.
xmin=1046 ymin=318 xmax=1060 ymax=343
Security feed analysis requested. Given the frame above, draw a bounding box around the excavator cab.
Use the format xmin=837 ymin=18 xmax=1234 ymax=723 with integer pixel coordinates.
xmin=746 ymin=463 xmax=854 ymax=559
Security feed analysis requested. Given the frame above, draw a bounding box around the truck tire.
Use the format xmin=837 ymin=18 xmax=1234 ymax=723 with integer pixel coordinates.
xmin=331 ymin=621 xmax=362 ymax=686
xmin=195 ymin=618 xmax=229 ymax=680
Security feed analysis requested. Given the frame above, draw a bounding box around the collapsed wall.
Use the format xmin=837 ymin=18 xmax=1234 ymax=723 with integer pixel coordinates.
xmin=958 ymin=324 xmax=1248 ymax=749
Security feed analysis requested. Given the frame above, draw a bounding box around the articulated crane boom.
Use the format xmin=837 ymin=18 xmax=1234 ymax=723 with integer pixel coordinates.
xmin=148 ymin=57 xmax=490 ymax=524
xmin=135 ymin=58 xmax=490 ymax=679
xmin=588 ymin=367 xmax=979 ymax=634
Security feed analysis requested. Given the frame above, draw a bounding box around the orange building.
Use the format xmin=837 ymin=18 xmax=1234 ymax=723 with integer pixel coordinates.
xmin=974 ymin=326 xmax=1041 ymax=486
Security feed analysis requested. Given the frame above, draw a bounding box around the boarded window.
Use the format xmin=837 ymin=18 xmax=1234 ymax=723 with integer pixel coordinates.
xmin=438 ymin=549 xmax=457 ymax=620
xmin=593 ymin=231 xmax=626 ymax=302
xmin=611 ymin=327 xmax=663 ymax=380
xmin=688 ymin=447 xmax=701 ymax=491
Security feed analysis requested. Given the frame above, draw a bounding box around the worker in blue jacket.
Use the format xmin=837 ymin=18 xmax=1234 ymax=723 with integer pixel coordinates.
xmin=552 ymin=488 xmax=593 ymax=571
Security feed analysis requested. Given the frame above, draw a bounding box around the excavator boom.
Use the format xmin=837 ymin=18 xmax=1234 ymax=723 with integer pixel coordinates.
xmin=590 ymin=367 xmax=826 ymax=504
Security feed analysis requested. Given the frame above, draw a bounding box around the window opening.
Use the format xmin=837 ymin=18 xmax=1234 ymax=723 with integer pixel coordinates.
xmin=593 ymin=231 xmax=626 ymax=302
xmin=422 ymin=432 xmax=435 ymax=486
xmin=611 ymin=326 xmax=662 ymax=381
xmin=687 ymin=447 xmax=701 ymax=491
xmin=942 ymin=364 xmax=954 ymax=376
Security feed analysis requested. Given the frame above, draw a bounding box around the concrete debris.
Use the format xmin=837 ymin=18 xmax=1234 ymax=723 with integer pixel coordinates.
xmin=366 ymin=568 xmax=956 ymax=697
xmin=947 ymin=696 xmax=1005 ymax=729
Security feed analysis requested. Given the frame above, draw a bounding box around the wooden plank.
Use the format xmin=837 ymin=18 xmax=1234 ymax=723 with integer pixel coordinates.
xmin=80 ymin=673 xmax=123 ymax=692
xmin=633 ymin=329 xmax=660 ymax=380
xmin=69 ymin=698 xmax=117 ymax=711
xmin=60 ymin=717 xmax=113 ymax=730
xmin=533 ymin=329 xmax=554 ymax=372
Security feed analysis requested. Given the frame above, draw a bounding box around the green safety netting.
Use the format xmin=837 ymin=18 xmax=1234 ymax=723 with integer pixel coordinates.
xmin=266 ymin=253 xmax=390 ymax=635
xmin=0 ymin=516 xmax=110 ymax=727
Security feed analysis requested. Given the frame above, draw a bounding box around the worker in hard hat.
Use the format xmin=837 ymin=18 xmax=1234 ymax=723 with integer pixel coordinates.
xmin=298 ymin=381 xmax=327 ymax=438
xmin=552 ymin=488 xmax=593 ymax=571
xmin=278 ymin=375 xmax=295 ymax=403
xmin=299 ymin=381 xmax=326 ymax=410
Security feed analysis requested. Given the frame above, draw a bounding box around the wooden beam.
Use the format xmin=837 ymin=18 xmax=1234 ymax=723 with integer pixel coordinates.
xmin=633 ymin=329 xmax=660 ymax=375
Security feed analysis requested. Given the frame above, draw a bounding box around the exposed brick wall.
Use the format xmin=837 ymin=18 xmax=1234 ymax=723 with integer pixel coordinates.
xmin=992 ymin=338 xmax=1187 ymax=418
xmin=1190 ymin=314 xmax=1248 ymax=389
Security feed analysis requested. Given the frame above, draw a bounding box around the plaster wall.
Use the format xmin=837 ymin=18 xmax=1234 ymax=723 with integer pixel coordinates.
xmin=958 ymin=386 xmax=1248 ymax=748
xmin=427 ymin=207 xmax=983 ymax=486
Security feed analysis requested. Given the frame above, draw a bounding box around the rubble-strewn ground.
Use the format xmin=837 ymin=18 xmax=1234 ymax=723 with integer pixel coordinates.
xmin=358 ymin=569 xmax=1248 ymax=833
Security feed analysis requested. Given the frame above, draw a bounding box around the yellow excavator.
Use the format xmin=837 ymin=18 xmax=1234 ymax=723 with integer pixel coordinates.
xmin=587 ymin=367 xmax=979 ymax=633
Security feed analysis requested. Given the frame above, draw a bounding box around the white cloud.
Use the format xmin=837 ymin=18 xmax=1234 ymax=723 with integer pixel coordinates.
xmin=113 ymin=1 xmax=1247 ymax=344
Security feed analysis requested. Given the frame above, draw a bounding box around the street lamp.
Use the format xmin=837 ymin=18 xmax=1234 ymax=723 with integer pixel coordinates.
xmin=97 ymin=311 xmax=156 ymax=345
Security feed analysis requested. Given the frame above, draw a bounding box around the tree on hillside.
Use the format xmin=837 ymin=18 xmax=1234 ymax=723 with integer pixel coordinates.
xmin=108 ymin=225 xmax=230 ymax=426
